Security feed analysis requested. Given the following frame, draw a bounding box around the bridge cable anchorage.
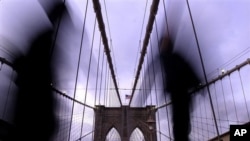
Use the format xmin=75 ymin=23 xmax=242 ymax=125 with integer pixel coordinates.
xmin=92 ymin=0 xmax=122 ymax=106
xmin=129 ymin=0 xmax=160 ymax=106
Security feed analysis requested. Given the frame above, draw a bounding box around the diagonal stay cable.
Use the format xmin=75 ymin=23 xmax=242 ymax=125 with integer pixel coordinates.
xmin=186 ymin=0 xmax=221 ymax=139
xmin=68 ymin=0 xmax=89 ymax=140
xmin=75 ymin=130 xmax=94 ymax=141
xmin=103 ymin=0 xmax=118 ymax=77
xmin=92 ymin=0 xmax=121 ymax=106
xmin=79 ymin=17 xmax=97 ymax=138
xmin=133 ymin=0 xmax=149 ymax=76
xmin=129 ymin=0 xmax=160 ymax=106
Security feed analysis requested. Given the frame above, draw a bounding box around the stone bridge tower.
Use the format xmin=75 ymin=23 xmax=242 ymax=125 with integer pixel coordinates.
xmin=93 ymin=106 xmax=157 ymax=141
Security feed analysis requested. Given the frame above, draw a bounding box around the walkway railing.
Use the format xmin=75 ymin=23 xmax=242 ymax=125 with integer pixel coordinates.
xmin=152 ymin=58 xmax=250 ymax=140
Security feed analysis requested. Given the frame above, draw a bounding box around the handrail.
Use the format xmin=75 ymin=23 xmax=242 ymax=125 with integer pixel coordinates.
xmin=0 ymin=56 xmax=95 ymax=109
xmin=0 ymin=57 xmax=14 ymax=69
xmin=51 ymin=85 xmax=95 ymax=109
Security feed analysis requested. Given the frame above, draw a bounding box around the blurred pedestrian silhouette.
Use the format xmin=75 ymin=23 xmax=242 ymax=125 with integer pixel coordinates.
xmin=159 ymin=37 xmax=200 ymax=141
xmin=142 ymin=36 xmax=201 ymax=141
xmin=11 ymin=2 xmax=68 ymax=141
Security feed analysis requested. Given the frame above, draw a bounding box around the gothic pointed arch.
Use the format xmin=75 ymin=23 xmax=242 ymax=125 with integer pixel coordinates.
xmin=129 ymin=127 xmax=145 ymax=141
xmin=93 ymin=106 xmax=157 ymax=141
xmin=105 ymin=127 xmax=121 ymax=141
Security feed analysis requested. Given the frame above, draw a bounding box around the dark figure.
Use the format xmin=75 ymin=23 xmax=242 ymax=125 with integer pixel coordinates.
xmin=11 ymin=2 xmax=67 ymax=141
xmin=137 ymin=36 xmax=201 ymax=140
xmin=160 ymin=38 xmax=200 ymax=141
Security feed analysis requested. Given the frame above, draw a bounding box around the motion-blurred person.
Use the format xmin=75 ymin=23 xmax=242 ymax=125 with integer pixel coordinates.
xmin=159 ymin=37 xmax=201 ymax=141
xmin=11 ymin=1 xmax=68 ymax=141
xmin=141 ymin=36 xmax=201 ymax=141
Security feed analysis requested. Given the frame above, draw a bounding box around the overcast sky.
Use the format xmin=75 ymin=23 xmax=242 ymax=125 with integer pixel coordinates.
xmin=1 ymin=0 xmax=250 ymax=103
xmin=1 ymin=0 xmax=250 ymax=140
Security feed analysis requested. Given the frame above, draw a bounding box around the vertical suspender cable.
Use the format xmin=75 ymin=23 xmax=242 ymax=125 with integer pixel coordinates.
xmin=61 ymin=95 xmax=65 ymax=140
xmin=104 ymin=61 xmax=108 ymax=106
xmin=104 ymin=0 xmax=120 ymax=106
xmin=103 ymin=0 xmax=118 ymax=76
xmin=94 ymin=36 xmax=102 ymax=106
xmin=108 ymin=69 xmax=111 ymax=106
xmin=202 ymin=87 xmax=210 ymax=138
xmin=68 ymin=0 xmax=89 ymax=140
xmin=60 ymin=94 xmax=64 ymax=140
xmin=0 ymin=62 xmax=2 ymax=71
xmin=155 ymin=8 xmax=172 ymax=138
xmin=134 ymin=0 xmax=149 ymax=77
xmin=99 ymin=51 xmax=105 ymax=105
xmin=129 ymin=0 xmax=160 ymax=106
xmin=138 ymin=75 xmax=142 ymax=106
xmin=105 ymin=66 xmax=108 ymax=106
xmin=139 ymin=71 xmax=144 ymax=106
xmin=213 ymin=83 xmax=222 ymax=133
xmin=154 ymin=17 xmax=166 ymax=141
xmin=141 ymin=65 xmax=146 ymax=106
xmin=79 ymin=18 xmax=97 ymax=138
xmin=143 ymin=65 xmax=148 ymax=106
xmin=238 ymin=70 xmax=250 ymax=120
xmin=107 ymin=70 xmax=111 ymax=106
xmin=91 ymin=36 xmax=102 ymax=141
xmin=142 ymin=68 xmax=147 ymax=106
xmin=92 ymin=0 xmax=122 ymax=106
xmin=58 ymin=102 xmax=61 ymax=140
xmin=146 ymin=54 xmax=153 ymax=105
xmin=162 ymin=0 xmax=170 ymax=37
xmin=149 ymin=38 xmax=162 ymax=141
xmin=198 ymin=92 xmax=204 ymax=139
xmin=228 ymin=75 xmax=239 ymax=123
xmin=55 ymin=94 xmax=59 ymax=140
xmin=186 ymin=0 xmax=220 ymax=139
xmin=2 ymin=69 xmax=14 ymax=119
xmin=220 ymin=79 xmax=229 ymax=125
xmin=50 ymin=0 xmax=66 ymax=58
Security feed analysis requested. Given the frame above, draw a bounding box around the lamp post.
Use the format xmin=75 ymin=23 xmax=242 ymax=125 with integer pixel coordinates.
xmin=146 ymin=115 xmax=155 ymax=141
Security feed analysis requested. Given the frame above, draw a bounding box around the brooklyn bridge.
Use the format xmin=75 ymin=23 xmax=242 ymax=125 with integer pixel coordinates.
xmin=0 ymin=0 xmax=250 ymax=141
